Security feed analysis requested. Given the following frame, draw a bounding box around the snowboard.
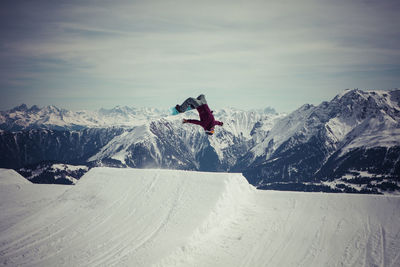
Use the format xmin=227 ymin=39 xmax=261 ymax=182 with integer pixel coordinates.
xmin=169 ymin=106 xmax=193 ymax=115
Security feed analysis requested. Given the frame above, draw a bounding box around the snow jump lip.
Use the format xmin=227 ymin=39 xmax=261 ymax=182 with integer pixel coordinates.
xmin=0 ymin=168 xmax=31 ymax=185
xmin=0 ymin=167 xmax=253 ymax=266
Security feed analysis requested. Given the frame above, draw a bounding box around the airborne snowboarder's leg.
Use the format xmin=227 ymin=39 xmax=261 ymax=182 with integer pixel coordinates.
xmin=176 ymin=94 xmax=206 ymax=113
xmin=196 ymin=94 xmax=207 ymax=105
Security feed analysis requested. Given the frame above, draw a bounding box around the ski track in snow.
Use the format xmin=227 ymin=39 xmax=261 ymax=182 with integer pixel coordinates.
xmin=1 ymin=168 xmax=400 ymax=267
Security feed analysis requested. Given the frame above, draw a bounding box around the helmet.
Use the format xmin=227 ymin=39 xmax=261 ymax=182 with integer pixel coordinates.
xmin=205 ymin=128 xmax=215 ymax=135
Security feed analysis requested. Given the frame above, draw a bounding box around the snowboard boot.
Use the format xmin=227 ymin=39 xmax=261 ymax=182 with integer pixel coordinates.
xmin=175 ymin=105 xmax=183 ymax=113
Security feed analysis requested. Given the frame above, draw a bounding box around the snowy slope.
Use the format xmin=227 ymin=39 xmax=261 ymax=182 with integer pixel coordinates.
xmin=0 ymin=104 xmax=276 ymax=132
xmin=0 ymin=104 xmax=278 ymax=170
xmin=87 ymin=109 xmax=278 ymax=170
xmin=88 ymin=124 xmax=163 ymax=165
xmin=238 ymin=89 xmax=400 ymax=191
xmin=248 ymin=89 xmax=400 ymax=163
xmin=1 ymin=168 xmax=399 ymax=266
xmin=1 ymin=90 xmax=399 ymax=193
xmin=0 ymin=169 xmax=30 ymax=185
xmin=0 ymin=169 xmax=70 ymax=234
xmin=336 ymin=89 xmax=399 ymax=150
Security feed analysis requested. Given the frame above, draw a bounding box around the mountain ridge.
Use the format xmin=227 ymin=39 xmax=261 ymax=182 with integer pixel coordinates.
xmin=0 ymin=89 xmax=399 ymax=194
xmin=0 ymin=104 xmax=276 ymax=131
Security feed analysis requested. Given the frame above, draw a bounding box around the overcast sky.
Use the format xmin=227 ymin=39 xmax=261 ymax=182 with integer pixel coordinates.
xmin=1 ymin=0 xmax=399 ymax=112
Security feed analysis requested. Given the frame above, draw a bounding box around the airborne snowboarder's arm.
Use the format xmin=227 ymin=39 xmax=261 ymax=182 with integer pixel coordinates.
xmin=184 ymin=119 xmax=202 ymax=125
xmin=215 ymin=120 xmax=223 ymax=126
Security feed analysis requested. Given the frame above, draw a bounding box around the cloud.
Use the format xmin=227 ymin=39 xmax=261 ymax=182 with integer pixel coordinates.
xmin=0 ymin=0 xmax=399 ymax=111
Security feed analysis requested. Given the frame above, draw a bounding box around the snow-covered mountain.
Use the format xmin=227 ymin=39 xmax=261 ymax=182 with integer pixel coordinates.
xmin=0 ymin=105 xmax=278 ymax=182
xmin=0 ymin=105 xmax=276 ymax=173
xmin=0 ymin=127 xmax=125 ymax=169
xmin=239 ymin=89 xmax=400 ymax=193
xmin=18 ymin=163 xmax=88 ymax=184
xmin=88 ymin=108 xmax=277 ymax=171
xmin=243 ymin=89 xmax=400 ymax=166
xmin=0 ymin=104 xmax=166 ymax=131
xmin=0 ymin=89 xmax=399 ymax=193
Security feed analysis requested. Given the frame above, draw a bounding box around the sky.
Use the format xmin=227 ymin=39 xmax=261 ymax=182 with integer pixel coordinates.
xmin=0 ymin=0 xmax=399 ymax=113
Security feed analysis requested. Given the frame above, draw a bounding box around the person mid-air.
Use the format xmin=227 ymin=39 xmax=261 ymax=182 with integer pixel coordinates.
xmin=175 ymin=94 xmax=223 ymax=136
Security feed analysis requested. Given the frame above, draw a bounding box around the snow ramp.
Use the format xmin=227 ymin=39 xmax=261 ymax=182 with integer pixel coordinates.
xmin=0 ymin=167 xmax=253 ymax=266
xmin=1 ymin=167 xmax=400 ymax=267
xmin=0 ymin=169 xmax=31 ymax=185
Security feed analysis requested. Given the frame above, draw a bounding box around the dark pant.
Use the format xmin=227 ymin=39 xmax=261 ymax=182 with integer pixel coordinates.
xmin=180 ymin=94 xmax=207 ymax=111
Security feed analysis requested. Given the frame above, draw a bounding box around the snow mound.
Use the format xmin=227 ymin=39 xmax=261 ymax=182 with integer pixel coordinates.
xmin=0 ymin=168 xmax=253 ymax=266
xmin=1 ymin=168 xmax=400 ymax=267
xmin=0 ymin=169 xmax=30 ymax=185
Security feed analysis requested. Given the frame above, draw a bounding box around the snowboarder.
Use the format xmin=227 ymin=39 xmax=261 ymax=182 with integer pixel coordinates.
xmin=175 ymin=94 xmax=223 ymax=135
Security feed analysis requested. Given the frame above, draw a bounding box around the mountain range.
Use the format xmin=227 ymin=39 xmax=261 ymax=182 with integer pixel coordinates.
xmin=0 ymin=89 xmax=399 ymax=194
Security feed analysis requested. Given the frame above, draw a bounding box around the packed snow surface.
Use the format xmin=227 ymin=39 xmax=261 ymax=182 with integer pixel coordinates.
xmin=1 ymin=168 xmax=400 ymax=266
xmin=0 ymin=169 xmax=31 ymax=185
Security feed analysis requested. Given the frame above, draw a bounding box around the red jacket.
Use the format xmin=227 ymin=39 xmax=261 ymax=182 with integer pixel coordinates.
xmin=186 ymin=104 xmax=223 ymax=131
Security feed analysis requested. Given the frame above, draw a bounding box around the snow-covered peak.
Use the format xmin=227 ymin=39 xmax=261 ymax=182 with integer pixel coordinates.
xmin=88 ymin=123 xmax=161 ymax=165
xmin=98 ymin=106 xmax=162 ymax=116
xmin=0 ymin=104 xmax=281 ymax=133
xmin=213 ymin=107 xmax=277 ymax=139
xmin=250 ymin=103 xmax=314 ymax=158
xmin=333 ymin=88 xmax=400 ymax=111
xmin=0 ymin=104 xmax=168 ymax=131
xmin=10 ymin=104 xmax=29 ymax=112
xmin=250 ymin=89 xmax=400 ymax=160
xmin=325 ymin=89 xmax=400 ymax=151
xmin=334 ymin=88 xmax=362 ymax=100
xmin=250 ymin=106 xmax=277 ymax=114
